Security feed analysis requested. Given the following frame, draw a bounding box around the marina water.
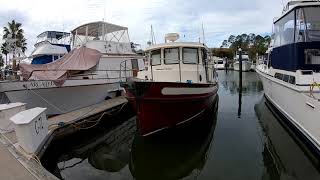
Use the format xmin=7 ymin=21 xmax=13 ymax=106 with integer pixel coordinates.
xmin=41 ymin=71 xmax=320 ymax=180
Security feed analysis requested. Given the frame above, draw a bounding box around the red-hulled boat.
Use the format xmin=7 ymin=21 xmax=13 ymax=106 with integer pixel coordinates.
xmin=122 ymin=33 xmax=218 ymax=136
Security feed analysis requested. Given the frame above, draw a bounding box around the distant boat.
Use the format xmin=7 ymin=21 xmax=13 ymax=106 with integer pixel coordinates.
xmin=256 ymin=0 xmax=320 ymax=156
xmin=30 ymin=31 xmax=71 ymax=64
xmin=122 ymin=33 xmax=219 ymax=136
xmin=1 ymin=21 xmax=144 ymax=115
xmin=233 ymin=52 xmax=252 ymax=71
xmin=213 ymin=57 xmax=225 ymax=70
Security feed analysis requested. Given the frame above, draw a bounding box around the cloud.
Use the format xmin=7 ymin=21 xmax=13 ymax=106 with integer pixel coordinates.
xmin=0 ymin=0 xmax=284 ymax=55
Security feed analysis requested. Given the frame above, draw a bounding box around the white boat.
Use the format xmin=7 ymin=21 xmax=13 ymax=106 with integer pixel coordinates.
xmin=122 ymin=33 xmax=218 ymax=136
xmin=233 ymin=53 xmax=252 ymax=71
xmin=213 ymin=57 xmax=225 ymax=70
xmin=1 ymin=21 xmax=144 ymax=115
xmin=256 ymin=1 xmax=320 ymax=154
xmin=30 ymin=31 xmax=71 ymax=64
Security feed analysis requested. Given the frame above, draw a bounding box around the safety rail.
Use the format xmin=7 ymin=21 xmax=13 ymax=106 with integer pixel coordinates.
xmin=0 ymin=69 xmax=135 ymax=82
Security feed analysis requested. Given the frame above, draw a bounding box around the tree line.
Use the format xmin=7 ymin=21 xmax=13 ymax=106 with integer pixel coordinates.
xmin=212 ymin=33 xmax=271 ymax=61
xmin=1 ymin=20 xmax=27 ymax=68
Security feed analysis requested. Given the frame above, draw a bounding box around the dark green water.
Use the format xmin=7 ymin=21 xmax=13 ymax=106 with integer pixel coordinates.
xmin=42 ymin=71 xmax=320 ymax=180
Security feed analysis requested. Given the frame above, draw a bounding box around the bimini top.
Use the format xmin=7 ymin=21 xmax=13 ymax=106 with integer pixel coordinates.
xmin=275 ymin=0 xmax=320 ymax=23
xmin=146 ymin=42 xmax=208 ymax=51
xmin=37 ymin=31 xmax=71 ymax=39
xmin=71 ymin=21 xmax=128 ymax=36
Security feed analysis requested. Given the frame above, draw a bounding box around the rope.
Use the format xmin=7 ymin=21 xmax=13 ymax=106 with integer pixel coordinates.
xmin=309 ymin=82 xmax=320 ymax=100
xmin=68 ymin=102 xmax=127 ymax=130
xmin=23 ymin=85 xmax=66 ymax=114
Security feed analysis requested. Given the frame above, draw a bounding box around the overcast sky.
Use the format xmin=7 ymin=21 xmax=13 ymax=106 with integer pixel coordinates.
xmin=0 ymin=0 xmax=285 ymax=55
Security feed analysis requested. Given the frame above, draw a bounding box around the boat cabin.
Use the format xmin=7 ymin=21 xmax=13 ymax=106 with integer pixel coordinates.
xmin=269 ymin=0 xmax=320 ymax=71
xmin=139 ymin=42 xmax=215 ymax=84
xmin=71 ymin=21 xmax=135 ymax=55
xmin=30 ymin=31 xmax=71 ymax=64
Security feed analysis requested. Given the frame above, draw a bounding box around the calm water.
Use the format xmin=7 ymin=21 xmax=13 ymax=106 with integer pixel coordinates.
xmin=42 ymin=71 xmax=320 ymax=180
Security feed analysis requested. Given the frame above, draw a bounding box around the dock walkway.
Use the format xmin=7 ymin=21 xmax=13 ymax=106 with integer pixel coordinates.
xmin=0 ymin=96 xmax=128 ymax=180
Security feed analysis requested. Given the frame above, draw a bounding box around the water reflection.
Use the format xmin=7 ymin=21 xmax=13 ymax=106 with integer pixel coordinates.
xmin=41 ymin=71 xmax=320 ymax=180
xmin=218 ymin=70 xmax=263 ymax=95
xmin=53 ymin=118 xmax=136 ymax=180
xmin=255 ymin=98 xmax=320 ymax=179
xmin=129 ymin=99 xmax=218 ymax=180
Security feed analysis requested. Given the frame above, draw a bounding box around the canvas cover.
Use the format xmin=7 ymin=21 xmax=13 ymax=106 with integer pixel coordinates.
xmin=20 ymin=47 xmax=101 ymax=86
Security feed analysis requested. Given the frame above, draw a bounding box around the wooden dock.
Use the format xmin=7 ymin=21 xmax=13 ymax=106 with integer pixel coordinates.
xmin=0 ymin=96 xmax=129 ymax=180
xmin=48 ymin=96 xmax=127 ymax=126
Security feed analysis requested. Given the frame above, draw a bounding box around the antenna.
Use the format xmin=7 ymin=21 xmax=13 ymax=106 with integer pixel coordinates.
xmin=103 ymin=0 xmax=106 ymax=21
xmin=150 ymin=25 xmax=156 ymax=45
xmin=202 ymin=22 xmax=206 ymax=44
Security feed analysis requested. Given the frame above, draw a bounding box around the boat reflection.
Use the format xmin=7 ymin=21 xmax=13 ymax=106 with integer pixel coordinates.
xmin=129 ymin=98 xmax=219 ymax=180
xmin=254 ymin=98 xmax=320 ymax=179
xmin=219 ymin=71 xmax=263 ymax=95
xmin=52 ymin=118 xmax=136 ymax=180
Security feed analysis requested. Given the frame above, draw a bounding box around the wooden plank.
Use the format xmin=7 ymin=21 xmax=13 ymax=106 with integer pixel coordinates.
xmin=48 ymin=96 xmax=128 ymax=125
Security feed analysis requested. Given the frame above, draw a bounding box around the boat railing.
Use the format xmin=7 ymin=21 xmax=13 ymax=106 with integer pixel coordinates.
xmin=0 ymin=69 xmax=135 ymax=82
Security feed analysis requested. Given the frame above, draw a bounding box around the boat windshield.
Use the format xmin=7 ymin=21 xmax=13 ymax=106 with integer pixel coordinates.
xmin=296 ymin=7 xmax=320 ymax=42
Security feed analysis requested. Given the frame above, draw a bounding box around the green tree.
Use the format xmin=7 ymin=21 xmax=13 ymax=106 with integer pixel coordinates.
xmin=221 ymin=33 xmax=271 ymax=61
xmin=3 ymin=20 xmax=27 ymax=54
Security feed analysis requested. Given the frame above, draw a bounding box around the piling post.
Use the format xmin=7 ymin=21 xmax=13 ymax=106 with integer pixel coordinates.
xmin=238 ymin=48 xmax=243 ymax=118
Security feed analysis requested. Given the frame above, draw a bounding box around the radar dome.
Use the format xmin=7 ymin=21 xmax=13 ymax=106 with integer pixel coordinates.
xmin=165 ymin=33 xmax=180 ymax=42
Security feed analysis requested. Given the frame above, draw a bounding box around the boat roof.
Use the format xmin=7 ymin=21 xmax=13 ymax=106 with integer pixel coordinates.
xmin=145 ymin=42 xmax=208 ymax=51
xmin=274 ymin=0 xmax=320 ymax=23
xmin=37 ymin=31 xmax=70 ymax=39
xmin=71 ymin=21 xmax=128 ymax=36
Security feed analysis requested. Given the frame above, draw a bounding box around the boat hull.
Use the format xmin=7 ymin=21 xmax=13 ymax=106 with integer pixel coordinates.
xmin=256 ymin=68 xmax=320 ymax=154
xmin=233 ymin=61 xmax=252 ymax=71
xmin=4 ymin=81 xmax=120 ymax=116
xmin=123 ymin=81 xmax=218 ymax=136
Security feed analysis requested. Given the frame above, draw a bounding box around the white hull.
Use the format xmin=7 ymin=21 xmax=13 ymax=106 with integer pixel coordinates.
xmin=233 ymin=61 xmax=252 ymax=72
xmin=2 ymin=80 xmax=120 ymax=115
xmin=256 ymin=68 xmax=320 ymax=152
xmin=214 ymin=64 xmax=225 ymax=70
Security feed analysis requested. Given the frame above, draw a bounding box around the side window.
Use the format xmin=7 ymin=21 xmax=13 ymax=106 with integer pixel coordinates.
xmin=151 ymin=49 xmax=161 ymax=66
xmin=275 ymin=73 xmax=283 ymax=80
xmin=131 ymin=59 xmax=139 ymax=70
xmin=283 ymin=74 xmax=289 ymax=82
xmin=289 ymin=76 xmax=296 ymax=84
xmin=164 ymin=48 xmax=179 ymax=64
xmin=183 ymin=48 xmax=198 ymax=64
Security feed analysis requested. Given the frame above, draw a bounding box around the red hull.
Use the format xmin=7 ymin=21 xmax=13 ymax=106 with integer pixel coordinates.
xmin=123 ymin=81 xmax=218 ymax=136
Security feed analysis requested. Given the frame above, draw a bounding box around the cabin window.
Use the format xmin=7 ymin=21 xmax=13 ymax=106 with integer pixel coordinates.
xmin=296 ymin=7 xmax=320 ymax=42
xmin=275 ymin=73 xmax=283 ymax=80
xmin=151 ymin=49 xmax=161 ymax=66
xmin=164 ymin=48 xmax=179 ymax=64
xmin=183 ymin=48 xmax=198 ymax=64
xmin=289 ymin=76 xmax=296 ymax=84
xmin=283 ymin=74 xmax=289 ymax=82
xmin=274 ymin=11 xmax=295 ymax=46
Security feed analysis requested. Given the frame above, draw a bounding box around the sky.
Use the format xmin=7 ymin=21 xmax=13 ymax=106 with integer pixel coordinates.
xmin=0 ymin=0 xmax=285 ymax=55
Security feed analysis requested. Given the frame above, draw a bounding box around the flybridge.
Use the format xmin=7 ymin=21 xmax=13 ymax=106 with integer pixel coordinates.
xmin=282 ymin=0 xmax=320 ymax=14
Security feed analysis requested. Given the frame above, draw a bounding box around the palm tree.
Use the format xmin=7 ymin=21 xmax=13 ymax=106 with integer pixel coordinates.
xmin=3 ymin=20 xmax=27 ymax=55
xmin=1 ymin=43 xmax=8 ymax=66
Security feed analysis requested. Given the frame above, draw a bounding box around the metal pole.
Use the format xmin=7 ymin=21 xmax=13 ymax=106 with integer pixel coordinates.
xmin=238 ymin=48 xmax=243 ymax=118
xmin=179 ymin=59 xmax=182 ymax=82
